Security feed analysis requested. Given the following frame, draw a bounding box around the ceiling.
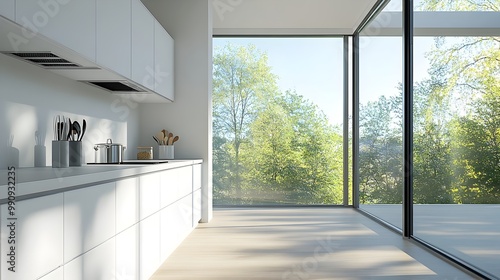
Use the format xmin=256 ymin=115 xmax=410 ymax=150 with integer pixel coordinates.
xmin=212 ymin=0 xmax=379 ymax=35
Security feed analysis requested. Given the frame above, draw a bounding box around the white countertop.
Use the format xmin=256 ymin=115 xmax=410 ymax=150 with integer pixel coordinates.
xmin=0 ymin=159 xmax=202 ymax=201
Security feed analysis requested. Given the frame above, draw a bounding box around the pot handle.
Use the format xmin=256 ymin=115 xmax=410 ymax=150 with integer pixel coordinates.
xmin=107 ymin=138 xmax=113 ymax=144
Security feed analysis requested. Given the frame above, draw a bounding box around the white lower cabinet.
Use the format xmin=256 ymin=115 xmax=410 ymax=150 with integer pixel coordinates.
xmin=139 ymin=172 xmax=161 ymax=219
xmin=160 ymin=204 xmax=178 ymax=262
xmin=116 ymin=177 xmax=139 ymax=233
xmin=0 ymin=193 xmax=63 ymax=280
xmin=193 ymin=188 xmax=202 ymax=226
xmin=64 ymin=237 xmax=116 ymax=280
xmin=38 ymin=267 xmax=63 ymax=280
xmin=0 ymin=163 xmax=201 ymax=279
xmin=116 ymin=224 xmax=139 ymax=280
xmin=140 ymin=212 xmax=161 ymax=280
xmin=64 ymin=182 xmax=116 ymax=263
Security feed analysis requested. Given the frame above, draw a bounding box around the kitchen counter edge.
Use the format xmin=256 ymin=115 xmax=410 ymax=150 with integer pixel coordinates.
xmin=0 ymin=159 xmax=203 ymax=202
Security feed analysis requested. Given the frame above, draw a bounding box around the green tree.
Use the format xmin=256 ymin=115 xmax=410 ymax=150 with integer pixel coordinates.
xmin=245 ymin=91 xmax=343 ymax=204
xmin=413 ymin=79 xmax=454 ymax=204
xmin=359 ymin=94 xmax=403 ymax=204
xmin=213 ymin=44 xmax=278 ymax=203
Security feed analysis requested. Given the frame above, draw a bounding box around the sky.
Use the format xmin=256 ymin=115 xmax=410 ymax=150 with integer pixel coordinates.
xmin=213 ymin=36 xmax=435 ymax=126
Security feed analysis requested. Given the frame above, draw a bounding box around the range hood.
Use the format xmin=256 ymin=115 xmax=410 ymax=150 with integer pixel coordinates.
xmin=0 ymin=16 xmax=149 ymax=94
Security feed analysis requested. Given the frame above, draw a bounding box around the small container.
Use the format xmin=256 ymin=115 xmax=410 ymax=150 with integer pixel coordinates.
xmin=69 ymin=141 xmax=83 ymax=166
xmin=137 ymin=146 xmax=153 ymax=160
xmin=52 ymin=140 xmax=69 ymax=168
xmin=159 ymin=145 xmax=174 ymax=160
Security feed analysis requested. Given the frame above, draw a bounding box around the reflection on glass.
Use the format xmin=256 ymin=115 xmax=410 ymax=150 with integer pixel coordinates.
xmin=414 ymin=34 xmax=500 ymax=277
xmin=358 ymin=0 xmax=403 ymax=229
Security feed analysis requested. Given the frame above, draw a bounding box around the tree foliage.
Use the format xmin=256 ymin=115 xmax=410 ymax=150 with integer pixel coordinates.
xmin=359 ymin=0 xmax=500 ymax=204
xmin=213 ymin=45 xmax=343 ymax=205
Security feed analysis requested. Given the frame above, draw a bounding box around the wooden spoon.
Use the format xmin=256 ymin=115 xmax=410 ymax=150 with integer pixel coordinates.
xmin=156 ymin=131 xmax=165 ymax=144
xmin=170 ymin=135 xmax=179 ymax=145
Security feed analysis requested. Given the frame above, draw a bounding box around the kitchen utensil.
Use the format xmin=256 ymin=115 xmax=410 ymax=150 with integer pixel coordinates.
xmin=153 ymin=136 xmax=160 ymax=144
xmin=80 ymin=119 xmax=87 ymax=141
xmin=73 ymin=121 xmax=81 ymax=141
xmin=172 ymin=135 xmax=179 ymax=144
xmin=107 ymin=139 xmax=126 ymax=163
xmin=156 ymin=131 xmax=165 ymax=144
xmin=67 ymin=118 xmax=73 ymax=140
xmin=94 ymin=138 xmax=126 ymax=163
xmin=167 ymin=135 xmax=174 ymax=145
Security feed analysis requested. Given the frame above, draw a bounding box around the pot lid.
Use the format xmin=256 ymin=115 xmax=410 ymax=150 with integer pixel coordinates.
xmin=95 ymin=138 xmax=124 ymax=147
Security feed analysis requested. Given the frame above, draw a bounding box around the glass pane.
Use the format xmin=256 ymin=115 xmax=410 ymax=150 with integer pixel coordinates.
xmin=413 ymin=10 xmax=500 ymax=277
xmin=212 ymin=37 xmax=345 ymax=205
xmin=358 ymin=0 xmax=403 ymax=229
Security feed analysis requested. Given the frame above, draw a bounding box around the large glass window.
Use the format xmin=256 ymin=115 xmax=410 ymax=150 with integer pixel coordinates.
xmin=413 ymin=1 xmax=500 ymax=277
xmin=212 ymin=37 xmax=345 ymax=205
xmin=357 ymin=0 xmax=500 ymax=277
xmin=358 ymin=0 xmax=404 ymax=229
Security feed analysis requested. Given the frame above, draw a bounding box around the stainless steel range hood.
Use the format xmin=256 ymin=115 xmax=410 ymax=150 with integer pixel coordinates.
xmin=0 ymin=16 xmax=149 ymax=94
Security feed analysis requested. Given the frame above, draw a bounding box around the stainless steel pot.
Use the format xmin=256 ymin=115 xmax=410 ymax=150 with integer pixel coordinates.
xmin=94 ymin=139 xmax=126 ymax=163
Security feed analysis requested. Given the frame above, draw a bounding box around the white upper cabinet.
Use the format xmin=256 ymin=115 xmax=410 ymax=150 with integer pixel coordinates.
xmin=131 ymin=0 xmax=155 ymax=90
xmin=96 ymin=0 xmax=131 ymax=78
xmin=0 ymin=0 xmax=15 ymax=20
xmin=154 ymin=20 xmax=175 ymax=101
xmin=16 ymin=0 xmax=96 ymax=61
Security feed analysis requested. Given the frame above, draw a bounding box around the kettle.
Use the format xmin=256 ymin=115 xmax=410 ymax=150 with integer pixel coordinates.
xmin=94 ymin=139 xmax=126 ymax=163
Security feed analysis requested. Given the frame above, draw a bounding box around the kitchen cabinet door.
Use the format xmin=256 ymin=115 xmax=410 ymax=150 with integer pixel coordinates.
xmin=160 ymin=167 xmax=181 ymax=208
xmin=179 ymin=194 xmax=194 ymax=236
xmin=139 ymin=172 xmax=160 ymax=219
xmin=139 ymin=212 xmax=160 ymax=280
xmin=154 ymin=20 xmax=174 ymax=101
xmin=160 ymin=204 xmax=179 ymax=262
xmin=193 ymin=164 xmax=202 ymax=225
xmin=38 ymin=267 xmax=63 ymax=280
xmin=193 ymin=188 xmax=202 ymax=226
xmin=116 ymin=224 xmax=139 ymax=280
xmin=0 ymin=193 xmax=63 ymax=280
xmin=64 ymin=182 xmax=116 ymax=262
xmin=96 ymin=0 xmax=131 ymax=78
xmin=178 ymin=166 xmax=193 ymax=198
xmin=16 ymin=0 xmax=96 ymax=61
xmin=0 ymin=0 xmax=15 ymax=21
xmin=116 ymin=177 xmax=139 ymax=233
xmin=131 ymin=0 xmax=155 ymax=90
xmin=64 ymin=237 xmax=116 ymax=280
xmin=193 ymin=163 xmax=202 ymax=191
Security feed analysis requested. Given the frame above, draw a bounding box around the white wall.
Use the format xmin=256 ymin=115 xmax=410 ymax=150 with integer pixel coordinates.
xmin=0 ymin=53 xmax=140 ymax=169
xmin=141 ymin=0 xmax=213 ymax=222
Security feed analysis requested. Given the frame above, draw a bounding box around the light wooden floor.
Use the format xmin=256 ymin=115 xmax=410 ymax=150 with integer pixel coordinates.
xmin=151 ymin=208 xmax=480 ymax=280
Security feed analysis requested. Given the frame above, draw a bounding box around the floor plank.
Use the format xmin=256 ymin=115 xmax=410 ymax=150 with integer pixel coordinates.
xmin=151 ymin=208 xmax=480 ymax=280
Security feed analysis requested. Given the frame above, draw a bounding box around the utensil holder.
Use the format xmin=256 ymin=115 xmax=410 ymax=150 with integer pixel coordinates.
xmin=159 ymin=145 xmax=174 ymax=160
xmin=52 ymin=141 xmax=69 ymax=168
xmin=34 ymin=145 xmax=46 ymax=167
xmin=69 ymin=141 xmax=83 ymax=166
